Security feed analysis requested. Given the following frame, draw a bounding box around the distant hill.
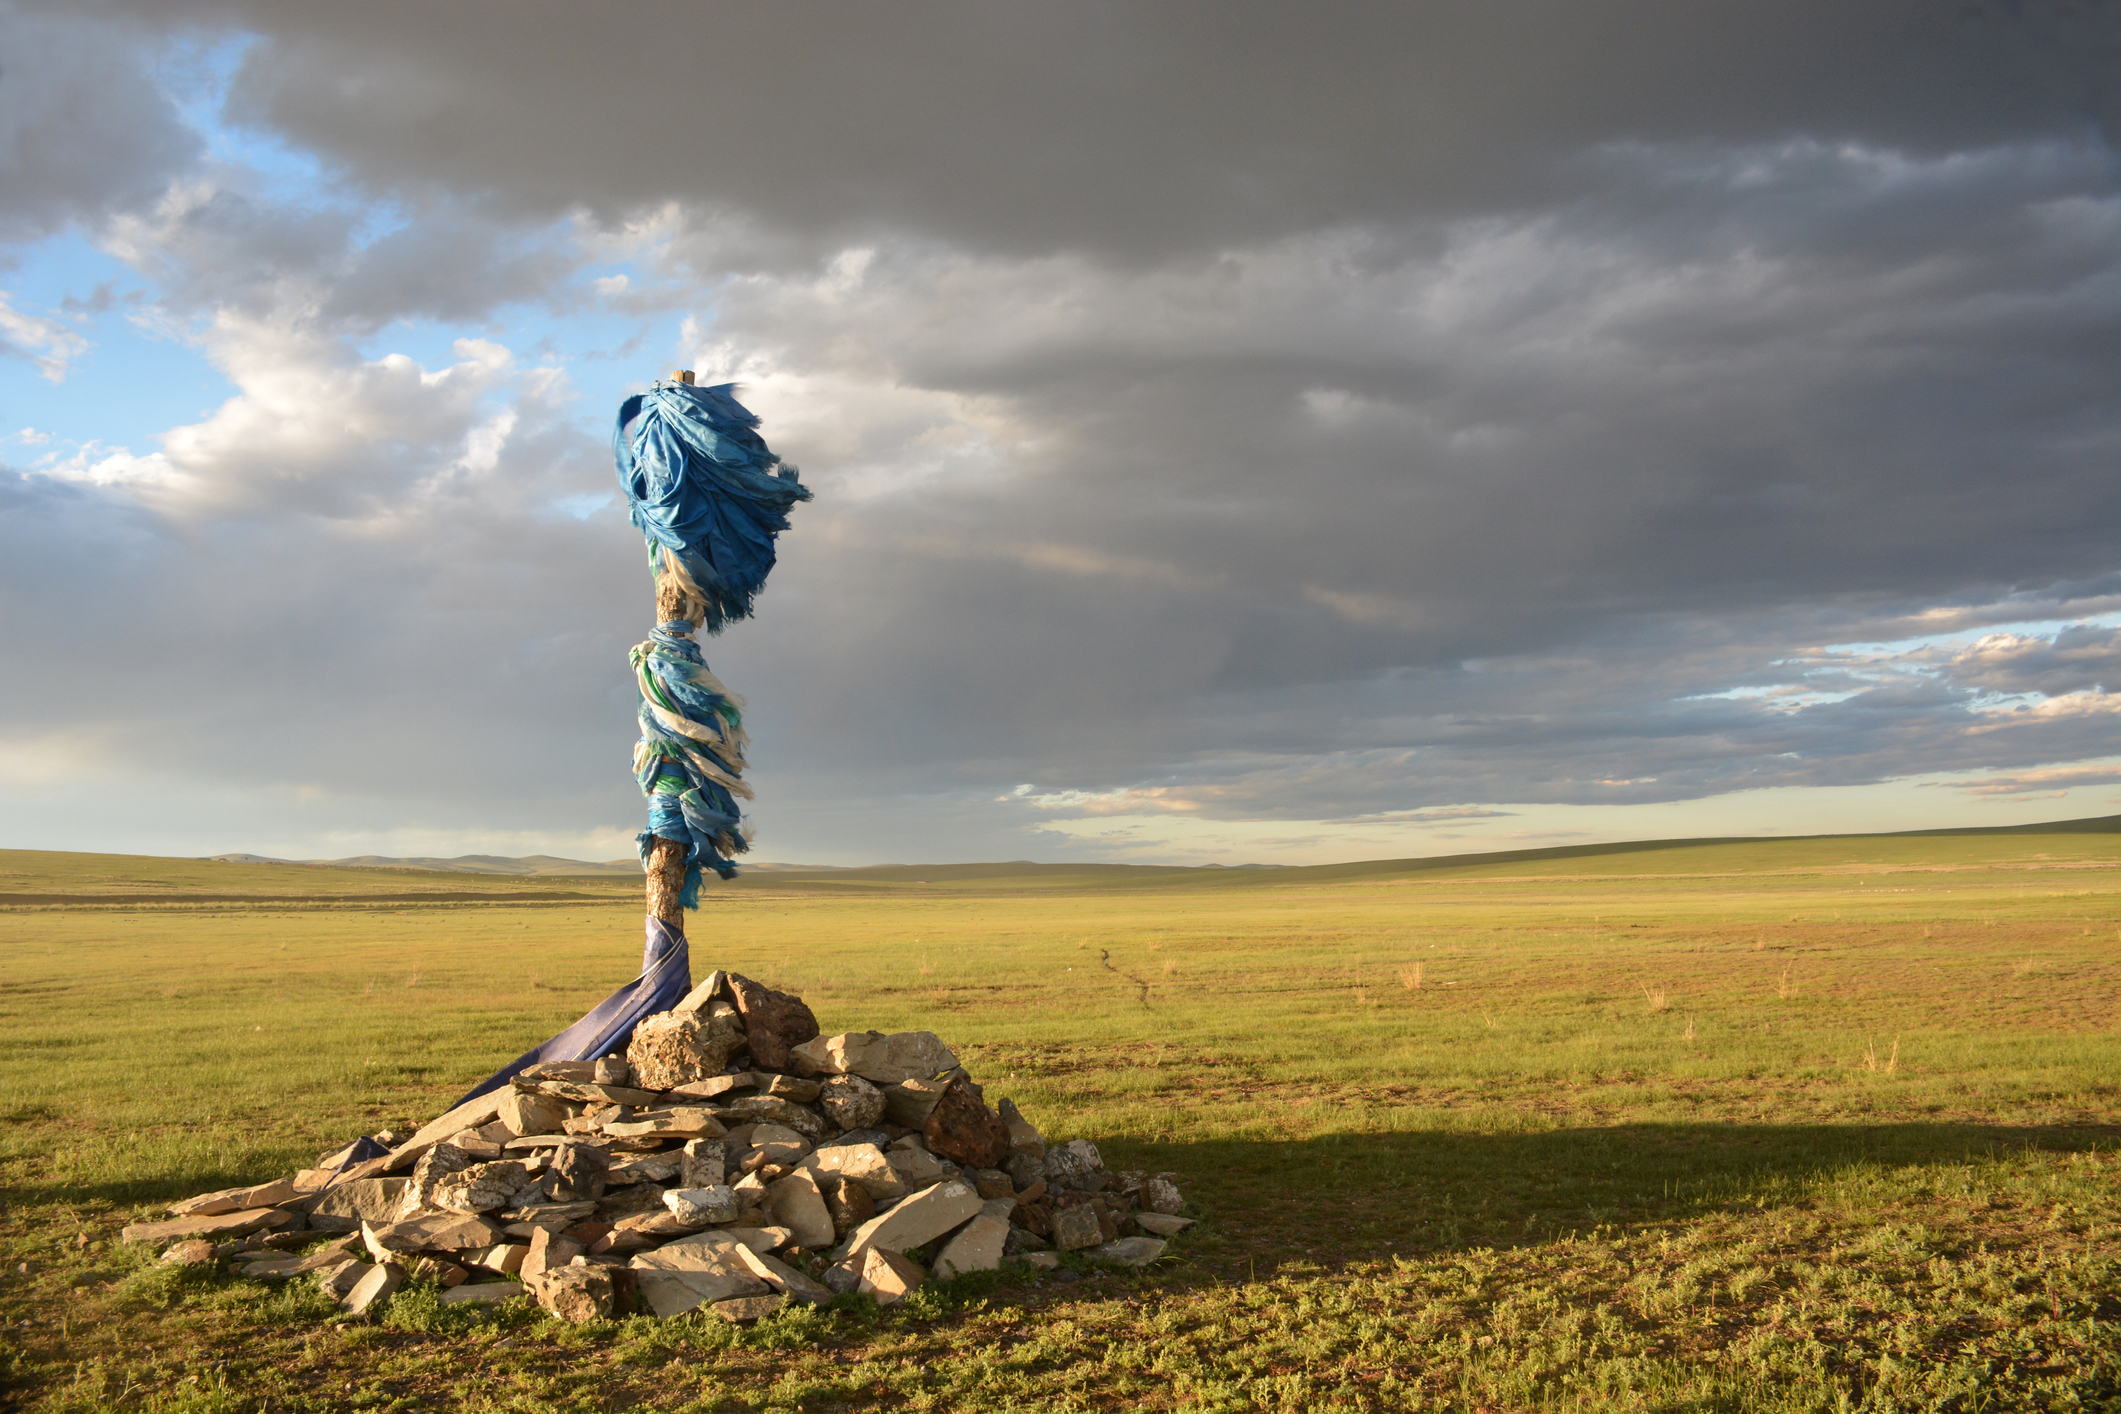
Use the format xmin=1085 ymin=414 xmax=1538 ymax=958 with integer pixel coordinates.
xmin=202 ymin=852 xmax=843 ymax=876
xmin=196 ymin=813 xmax=2120 ymax=883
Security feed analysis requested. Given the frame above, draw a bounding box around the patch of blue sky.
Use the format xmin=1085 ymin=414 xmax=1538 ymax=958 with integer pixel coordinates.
xmin=355 ymin=265 xmax=696 ymax=430
xmin=0 ymin=232 xmax=235 ymax=465
xmin=1816 ymin=613 xmax=2121 ymax=661
xmin=154 ymin=31 xmax=353 ymax=218
xmin=1679 ymin=685 xmax=1861 ymax=707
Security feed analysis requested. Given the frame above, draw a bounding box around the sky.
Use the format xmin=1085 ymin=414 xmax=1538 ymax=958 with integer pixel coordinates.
xmin=2 ymin=1 xmax=2119 ymax=869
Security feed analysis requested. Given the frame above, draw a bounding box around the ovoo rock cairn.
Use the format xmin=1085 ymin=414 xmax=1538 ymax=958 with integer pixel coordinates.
xmin=126 ymin=972 xmax=1193 ymax=1324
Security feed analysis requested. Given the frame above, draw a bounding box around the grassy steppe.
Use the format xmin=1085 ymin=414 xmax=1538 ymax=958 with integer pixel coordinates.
xmin=0 ymin=830 xmax=2117 ymax=1412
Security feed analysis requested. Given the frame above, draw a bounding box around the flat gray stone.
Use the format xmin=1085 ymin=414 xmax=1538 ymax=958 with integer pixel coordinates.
xmin=664 ymin=1185 xmax=739 ymax=1225
xmin=1132 ymin=1212 xmax=1195 ymax=1236
xmin=733 ymin=1245 xmax=835 ymax=1303
xmin=836 ymin=1179 xmax=983 ymax=1264
xmin=799 ymin=1143 xmax=905 ymax=1201
xmin=766 ymin=1169 xmax=836 ymax=1248
xmin=439 ymin=1281 xmax=527 ymax=1305
xmin=790 ymin=1031 xmax=958 ymax=1085
xmin=1087 ymin=1237 xmax=1168 ymax=1267
xmin=934 ymin=1213 xmax=1008 ymax=1279
xmin=343 ymin=1261 xmax=403 ymax=1315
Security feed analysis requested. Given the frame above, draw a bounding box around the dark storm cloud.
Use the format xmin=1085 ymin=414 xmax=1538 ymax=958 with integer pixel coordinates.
xmin=6 ymin=0 xmax=2121 ymax=860
xmin=113 ymin=0 xmax=2120 ymax=261
xmin=0 ymin=5 xmax=199 ymax=241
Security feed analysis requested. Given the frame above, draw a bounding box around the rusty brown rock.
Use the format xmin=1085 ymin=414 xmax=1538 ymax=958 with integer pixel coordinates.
xmin=921 ymin=1077 xmax=1010 ymax=1170
xmin=724 ymin=973 xmax=820 ymax=1073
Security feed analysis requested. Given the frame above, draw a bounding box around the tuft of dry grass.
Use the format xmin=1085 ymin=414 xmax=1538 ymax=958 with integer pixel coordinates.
xmin=1682 ymin=1017 xmax=1695 ymax=1041
xmin=1863 ymin=1036 xmax=1901 ymax=1074
xmin=1777 ymin=968 xmax=1792 ymax=1000
xmin=1642 ymin=984 xmax=1667 ymax=1012
xmin=1399 ymin=963 xmax=1423 ymax=990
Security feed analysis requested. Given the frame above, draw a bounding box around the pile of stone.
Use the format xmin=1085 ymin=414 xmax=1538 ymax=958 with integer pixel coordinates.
xmin=125 ymin=971 xmax=1192 ymax=1325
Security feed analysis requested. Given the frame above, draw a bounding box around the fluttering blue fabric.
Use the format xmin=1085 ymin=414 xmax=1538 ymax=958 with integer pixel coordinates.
xmin=615 ymin=380 xmax=807 ymax=898
xmin=451 ymin=917 xmax=693 ymax=1107
xmin=631 ymin=618 xmax=749 ymax=894
xmin=613 ymin=380 xmax=811 ymax=636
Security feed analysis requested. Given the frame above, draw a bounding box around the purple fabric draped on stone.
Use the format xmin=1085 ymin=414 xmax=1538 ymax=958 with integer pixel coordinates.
xmin=452 ymin=917 xmax=692 ymax=1107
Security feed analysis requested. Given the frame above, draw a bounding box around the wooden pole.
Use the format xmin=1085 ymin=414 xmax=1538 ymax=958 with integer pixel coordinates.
xmin=645 ymin=368 xmax=699 ymax=926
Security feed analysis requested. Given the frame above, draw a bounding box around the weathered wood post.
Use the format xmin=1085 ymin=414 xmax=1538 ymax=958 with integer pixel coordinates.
xmin=643 ymin=369 xmax=700 ymax=931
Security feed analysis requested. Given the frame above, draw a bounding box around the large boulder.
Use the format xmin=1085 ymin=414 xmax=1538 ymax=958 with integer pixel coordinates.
xmin=626 ymin=1003 xmax=747 ymax=1091
xmin=725 ymin=973 xmax=820 ymax=1072
xmin=921 ymin=1077 xmax=1010 ymax=1170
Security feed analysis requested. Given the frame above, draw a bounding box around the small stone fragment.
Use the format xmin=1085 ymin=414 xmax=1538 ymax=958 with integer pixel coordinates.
xmin=396 ymin=1143 xmax=478 ymax=1218
xmin=167 ymin=1179 xmax=297 ymax=1217
xmin=362 ymin=1213 xmax=502 ymax=1254
xmin=602 ymin=1108 xmax=725 ymax=1140
xmin=592 ymin=1055 xmax=631 ymax=1087
xmin=1141 ymin=1177 xmax=1183 ymax=1216
xmin=160 ymin=1239 xmax=217 ymax=1266
xmin=933 ymin=1213 xmax=1009 ymax=1279
xmin=440 ymin=1281 xmax=527 ymax=1305
xmin=1051 ymin=1205 xmax=1103 ymax=1251
xmin=663 ymin=1073 xmax=752 ymax=1102
xmin=547 ymin=1142 xmax=609 ymax=1202
xmin=731 ymin=1245 xmax=835 ymax=1303
xmin=315 ymin=1259 xmax=367 ymax=1300
xmin=469 ymin=1243 xmax=529 ymax=1275
xmin=526 ymin=1262 xmax=615 ymax=1323
xmin=664 ymin=1185 xmax=740 ymax=1226
xmin=1004 ymin=1152 xmax=1046 ymax=1189
xmin=715 ymin=1095 xmax=829 ymax=1139
xmin=300 ymin=1178 xmax=410 ymax=1234
xmin=609 ymin=1152 xmax=684 ymax=1186
xmin=1016 ymin=1250 xmax=1060 ymax=1269
xmin=518 ymin=1060 xmax=597 ymax=1083
xmin=817 ymin=1075 xmax=886 ymax=1131
xmin=765 ymin=1169 xmax=836 ymax=1249
xmin=593 ymin=1182 xmax=668 ymax=1223
xmin=800 ymin=1143 xmax=905 ymax=1202
xmin=429 ymin=1161 xmax=530 ymax=1215
xmin=1132 ymin=1212 xmax=1195 ymax=1236
xmin=626 ymin=1004 xmax=748 ymax=1091
xmin=680 ymin=1138 xmax=726 ymax=1189
xmin=997 ymin=1098 xmax=1046 ymax=1158
xmin=1087 ymin=1237 xmax=1168 ymax=1267
xmin=856 ymin=1247 xmax=926 ymax=1305
xmin=712 ymin=1293 xmax=790 ymax=1323
xmin=752 ymin=1072 xmax=823 ymax=1103
xmin=970 ymin=1169 xmax=1015 ymax=1201
xmin=121 ymin=1208 xmax=291 ymax=1245
xmin=887 ymin=1146 xmax=946 ymax=1190
xmin=822 ymin=1175 xmax=875 ymax=1238
xmin=882 ymin=1077 xmax=950 ymax=1128
xmin=520 ymin=1227 xmax=583 ymax=1282
xmin=1043 ymin=1139 xmax=1103 ymax=1189
xmin=343 ymin=1262 xmax=404 ymax=1316
xmin=671 ymin=970 xmax=727 ymax=1014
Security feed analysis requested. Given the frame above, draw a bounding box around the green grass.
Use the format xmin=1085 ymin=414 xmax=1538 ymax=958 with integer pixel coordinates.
xmin=1 ymin=830 xmax=2117 ymax=1411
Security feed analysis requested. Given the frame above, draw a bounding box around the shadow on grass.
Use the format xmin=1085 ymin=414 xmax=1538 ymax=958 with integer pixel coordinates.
xmin=6 ymin=1118 xmax=2114 ymax=1246
xmin=1099 ymin=1120 xmax=2121 ymax=1267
